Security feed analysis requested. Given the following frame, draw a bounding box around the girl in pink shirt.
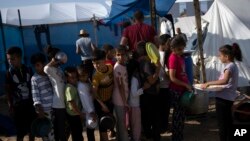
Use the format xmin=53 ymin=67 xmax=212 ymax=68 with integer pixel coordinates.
xmin=168 ymin=35 xmax=192 ymax=141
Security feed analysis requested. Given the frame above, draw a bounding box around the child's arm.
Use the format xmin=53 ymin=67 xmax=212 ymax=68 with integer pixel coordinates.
xmin=5 ymin=72 xmax=14 ymax=113
xmin=31 ymin=77 xmax=45 ymax=118
xmin=169 ymin=69 xmax=192 ymax=91
xmin=68 ymin=101 xmax=83 ymax=117
xmin=116 ymin=74 xmax=128 ymax=107
xmin=130 ymin=77 xmax=151 ymax=97
xmin=202 ymin=69 xmax=231 ymax=88
xmin=146 ymin=60 xmax=161 ymax=85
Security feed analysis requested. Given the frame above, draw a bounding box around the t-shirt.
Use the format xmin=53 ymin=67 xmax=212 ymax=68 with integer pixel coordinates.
xmin=129 ymin=76 xmax=144 ymax=107
xmin=5 ymin=65 xmax=33 ymax=104
xmin=31 ymin=73 xmax=53 ymax=112
xmin=44 ymin=65 xmax=65 ymax=108
xmin=92 ymin=64 xmax=114 ymax=102
xmin=216 ymin=62 xmax=238 ymax=101
xmin=122 ymin=23 xmax=156 ymax=51
xmin=168 ymin=53 xmax=189 ymax=92
xmin=65 ymin=83 xmax=81 ymax=116
xmin=76 ymin=37 xmax=93 ymax=61
xmin=112 ymin=63 xmax=129 ymax=106
xmin=77 ymin=82 xmax=95 ymax=113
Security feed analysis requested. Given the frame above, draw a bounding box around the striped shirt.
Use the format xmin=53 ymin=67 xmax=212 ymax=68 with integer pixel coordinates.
xmin=92 ymin=64 xmax=114 ymax=102
xmin=31 ymin=73 xmax=53 ymax=112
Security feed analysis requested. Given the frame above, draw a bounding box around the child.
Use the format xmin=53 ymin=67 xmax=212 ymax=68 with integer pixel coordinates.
xmin=30 ymin=53 xmax=54 ymax=141
xmin=64 ymin=66 xmax=83 ymax=141
xmin=201 ymin=43 xmax=242 ymax=141
xmin=103 ymin=44 xmax=115 ymax=66
xmin=158 ymin=34 xmax=172 ymax=133
xmin=112 ymin=46 xmax=129 ymax=141
xmin=77 ymin=64 xmax=97 ymax=141
xmin=168 ymin=35 xmax=192 ymax=141
xmin=92 ymin=49 xmax=114 ymax=141
xmin=136 ymin=41 xmax=161 ymax=141
xmin=5 ymin=46 xmax=37 ymax=141
xmin=127 ymin=57 xmax=150 ymax=141
xmin=44 ymin=46 xmax=67 ymax=141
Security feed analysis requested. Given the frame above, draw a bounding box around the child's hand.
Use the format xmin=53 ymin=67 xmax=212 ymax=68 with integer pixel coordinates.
xmin=185 ymin=84 xmax=193 ymax=92
xmin=101 ymin=104 xmax=110 ymax=113
xmin=201 ymin=83 xmax=209 ymax=89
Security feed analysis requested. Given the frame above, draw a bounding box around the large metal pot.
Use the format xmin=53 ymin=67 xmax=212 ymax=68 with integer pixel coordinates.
xmin=186 ymin=89 xmax=209 ymax=115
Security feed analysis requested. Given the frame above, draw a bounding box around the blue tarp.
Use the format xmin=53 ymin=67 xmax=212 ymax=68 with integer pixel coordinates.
xmin=105 ymin=0 xmax=175 ymax=24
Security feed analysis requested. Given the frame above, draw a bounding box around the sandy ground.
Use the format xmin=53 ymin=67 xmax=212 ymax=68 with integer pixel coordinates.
xmin=0 ymin=96 xmax=219 ymax=141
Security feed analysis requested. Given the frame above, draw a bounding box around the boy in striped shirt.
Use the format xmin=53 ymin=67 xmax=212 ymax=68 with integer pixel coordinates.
xmin=31 ymin=53 xmax=54 ymax=141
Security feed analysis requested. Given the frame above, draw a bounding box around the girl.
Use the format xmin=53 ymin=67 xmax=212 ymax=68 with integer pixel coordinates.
xmin=201 ymin=43 xmax=242 ymax=141
xmin=127 ymin=57 xmax=150 ymax=141
xmin=168 ymin=35 xmax=192 ymax=141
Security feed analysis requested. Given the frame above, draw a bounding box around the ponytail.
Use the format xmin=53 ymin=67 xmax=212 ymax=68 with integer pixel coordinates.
xmin=232 ymin=43 xmax=242 ymax=61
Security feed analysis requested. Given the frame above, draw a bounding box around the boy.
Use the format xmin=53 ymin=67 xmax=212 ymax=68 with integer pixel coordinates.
xmin=44 ymin=46 xmax=67 ymax=141
xmin=5 ymin=46 xmax=36 ymax=141
xmin=30 ymin=52 xmax=54 ymax=141
xmin=92 ymin=49 xmax=114 ymax=141
xmin=64 ymin=66 xmax=83 ymax=141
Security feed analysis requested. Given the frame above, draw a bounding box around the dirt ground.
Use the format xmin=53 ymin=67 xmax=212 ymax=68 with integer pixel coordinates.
xmin=0 ymin=96 xmax=219 ymax=141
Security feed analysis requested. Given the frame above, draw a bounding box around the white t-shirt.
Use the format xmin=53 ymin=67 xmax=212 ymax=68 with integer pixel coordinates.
xmin=112 ymin=63 xmax=129 ymax=106
xmin=159 ymin=50 xmax=170 ymax=88
xmin=44 ymin=65 xmax=65 ymax=108
xmin=129 ymin=76 xmax=144 ymax=107
xmin=76 ymin=37 xmax=93 ymax=61
xmin=77 ymin=82 xmax=95 ymax=113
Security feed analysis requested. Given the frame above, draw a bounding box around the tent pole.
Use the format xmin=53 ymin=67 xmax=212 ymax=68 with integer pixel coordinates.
xmin=92 ymin=14 xmax=98 ymax=47
xmin=149 ymin=0 xmax=157 ymax=30
xmin=193 ymin=0 xmax=206 ymax=83
xmin=18 ymin=9 xmax=27 ymax=64
xmin=0 ymin=10 xmax=8 ymax=69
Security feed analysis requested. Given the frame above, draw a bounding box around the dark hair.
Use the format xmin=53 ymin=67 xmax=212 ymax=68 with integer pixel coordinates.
xmin=115 ymin=45 xmax=126 ymax=54
xmin=64 ymin=66 xmax=77 ymax=77
xmin=159 ymin=34 xmax=171 ymax=45
xmin=30 ymin=53 xmax=46 ymax=65
xmin=102 ymin=44 xmax=114 ymax=54
xmin=136 ymin=41 xmax=146 ymax=57
xmin=92 ymin=49 xmax=106 ymax=61
xmin=46 ymin=45 xmax=60 ymax=61
xmin=127 ymin=58 xmax=139 ymax=90
xmin=6 ymin=46 xmax=22 ymax=57
xmin=76 ymin=64 xmax=88 ymax=75
xmin=219 ymin=43 xmax=242 ymax=62
xmin=134 ymin=10 xmax=144 ymax=21
xmin=170 ymin=35 xmax=186 ymax=49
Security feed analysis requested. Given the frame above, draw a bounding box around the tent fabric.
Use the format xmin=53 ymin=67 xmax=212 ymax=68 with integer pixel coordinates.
xmin=105 ymin=0 xmax=175 ymax=24
xmin=193 ymin=0 xmax=250 ymax=87
xmin=0 ymin=0 xmax=176 ymax=26
xmin=0 ymin=1 xmax=111 ymax=26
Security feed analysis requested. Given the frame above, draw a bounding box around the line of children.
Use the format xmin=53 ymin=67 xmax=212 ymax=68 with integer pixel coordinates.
xmin=4 ymin=36 xmax=242 ymax=141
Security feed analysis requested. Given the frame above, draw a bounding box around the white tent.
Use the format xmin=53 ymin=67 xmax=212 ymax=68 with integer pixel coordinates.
xmin=193 ymin=0 xmax=250 ymax=87
xmin=0 ymin=0 xmax=111 ymax=26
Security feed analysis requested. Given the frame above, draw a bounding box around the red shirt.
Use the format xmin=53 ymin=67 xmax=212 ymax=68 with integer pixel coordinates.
xmin=122 ymin=23 xmax=156 ymax=51
xmin=168 ymin=53 xmax=189 ymax=92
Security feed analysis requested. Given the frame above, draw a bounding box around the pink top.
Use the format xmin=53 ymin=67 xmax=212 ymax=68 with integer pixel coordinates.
xmin=168 ymin=53 xmax=189 ymax=92
xmin=112 ymin=62 xmax=129 ymax=106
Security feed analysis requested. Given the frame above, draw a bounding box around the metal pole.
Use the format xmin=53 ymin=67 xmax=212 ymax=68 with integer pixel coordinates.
xmin=18 ymin=9 xmax=26 ymax=63
xmin=149 ymin=0 xmax=157 ymax=30
xmin=0 ymin=10 xmax=8 ymax=69
xmin=92 ymin=14 xmax=98 ymax=47
xmin=193 ymin=0 xmax=206 ymax=82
